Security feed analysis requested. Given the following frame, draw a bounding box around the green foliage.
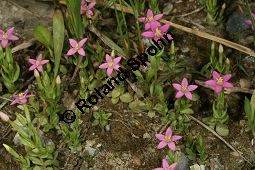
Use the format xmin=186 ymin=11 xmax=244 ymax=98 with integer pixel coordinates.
xmin=92 ymin=111 xmax=112 ymax=130
xmin=244 ymin=91 xmax=255 ymax=138
xmin=3 ymin=105 xmax=58 ymax=169
xmin=0 ymin=46 xmax=20 ymax=92
xmin=202 ymin=0 xmax=225 ymax=25
xmin=185 ymin=134 xmax=208 ymax=164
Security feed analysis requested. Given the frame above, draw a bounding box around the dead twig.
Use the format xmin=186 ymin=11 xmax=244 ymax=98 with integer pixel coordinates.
xmin=195 ymin=80 xmax=254 ymax=94
xmin=11 ymin=39 xmax=35 ymax=53
xmin=175 ymin=7 xmax=204 ymax=18
xmin=187 ymin=114 xmax=252 ymax=165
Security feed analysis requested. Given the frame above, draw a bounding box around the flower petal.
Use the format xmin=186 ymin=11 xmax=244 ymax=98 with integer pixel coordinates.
xmin=172 ymin=135 xmax=182 ymax=141
xmin=37 ymin=54 xmax=42 ymax=61
xmin=172 ymin=83 xmax=182 ymax=91
xmin=222 ymin=74 xmax=231 ymax=82
xmin=165 ymin=127 xmax=172 ymax=136
xmin=185 ymin=92 xmax=193 ymax=100
xmin=78 ymin=48 xmax=86 ymax=56
xmin=167 ymin=142 xmax=176 ymax=151
xmin=113 ymin=64 xmax=120 ymax=70
xmin=145 ymin=23 xmax=151 ymax=30
xmin=107 ymin=68 xmax=113 ymax=76
xmin=40 ymin=60 xmax=49 ymax=65
xmin=215 ymin=85 xmax=222 ymax=94
xmin=67 ymin=48 xmax=77 ymax=56
xmin=8 ymin=35 xmax=19 ymax=40
xmin=169 ymin=163 xmax=177 ymax=170
xmin=87 ymin=10 xmax=93 ymax=17
xmin=147 ymin=9 xmax=153 ymax=18
xmin=69 ymin=39 xmax=78 ymax=47
xmin=157 ymin=141 xmax=167 ymax=149
xmin=160 ymin=24 xmax=170 ymax=33
xmin=20 ymin=98 xmax=28 ymax=104
xmin=79 ymin=38 xmax=88 ymax=47
xmin=142 ymin=31 xmax=154 ymax=38
xmin=155 ymin=134 xmax=165 ymax=141
xmin=213 ymin=71 xmax=220 ymax=80
xmin=181 ymin=78 xmax=188 ymax=87
xmin=138 ymin=17 xmax=146 ymax=22
xmin=162 ymin=159 xmax=169 ymax=168
xmin=106 ymin=54 xmax=112 ymax=62
xmin=29 ymin=65 xmax=37 ymax=71
xmin=99 ymin=63 xmax=108 ymax=69
xmin=187 ymin=85 xmax=198 ymax=91
xmin=1 ymin=39 xmax=8 ymax=48
xmin=151 ymin=22 xmax=159 ymax=30
xmin=223 ymin=82 xmax=234 ymax=89
xmin=113 ymin=56 xmax=121 ymax=64
xmin=88 ymin=2 xmax=96 ymax=9
xmin=10 ymin=99 xmax=18 ymax=105
xmin=6 ymin=27 xmax=15 ymax=35
xmin=37 ymin=65 xmax=43 ymax=72
xmin=244 ymin=20 xmax=252 ymax=25
xmin=28 ymin=59 xmax=36 ymax=65
xmin=205 ymin=80 xmax=216 ymax=86
xmin=154 ymin=14 xmax=163 ymax=20
xmin=175 ymin=91 xmax=184 ymax=99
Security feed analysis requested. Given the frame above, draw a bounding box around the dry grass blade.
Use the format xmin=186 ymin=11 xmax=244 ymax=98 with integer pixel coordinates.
xmin=11 ymin=39 xmax=35 ymax=53
xmin=109 ymin=3 xmax=255 ymax=57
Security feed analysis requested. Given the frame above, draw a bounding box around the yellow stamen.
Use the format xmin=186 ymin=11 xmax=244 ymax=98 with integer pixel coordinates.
xmin=74 ymin=44 xmax=80 ymax=51
xmin=181 ymin=86 xmax=187 ymax=92
xmin=82 ymin=5 xmax=87 ymax=11
xmin=108 ymin=62 xmax=114 ymax=68
xmin=217 ymin=77 xmax=223 ymax=85
xmin=155 ymin=28 xmax=161 ymax=37
xmin=2 ymin=33 xmax=8 ymax=40
xmin=18 ymin=93 xmax=24 ymax=97
xmin=164 ymin=136 xmax=171 ymax=142
xmin=36 ymin=61 xmax=40 ymax=67
xmin=148 ymin=17 xmax=153 ymax=22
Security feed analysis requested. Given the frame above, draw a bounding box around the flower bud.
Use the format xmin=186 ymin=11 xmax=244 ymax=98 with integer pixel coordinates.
xmin=56 ymin=75 xmax=61 ymax=85
xmin=111 ymin=50 xmax=115 ymax=57
xmin=34 ymin=69 xmax=40 ymax=78
xmin=219 ymin=44 xmax=223 ymax=53
xmin=0 ymin=111 xmax=10 ymax=122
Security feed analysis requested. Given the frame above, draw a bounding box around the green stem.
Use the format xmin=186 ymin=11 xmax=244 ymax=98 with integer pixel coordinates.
xmin=244 ymin=0 xmax=255 ymax=33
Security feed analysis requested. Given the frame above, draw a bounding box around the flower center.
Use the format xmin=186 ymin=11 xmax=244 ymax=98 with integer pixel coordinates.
xmin=155 ymin=28 xmax=161 ymax=37
xmin=217 ymin=77 xmax=223 ymax=85
xmin=2 ymin=33 xmax=8 ymax=40
xmin=74 ymin=44 xmax=80 ymax=51
xmin=82 ymin=5 xmax=87 ymax=11
xmin=181 ymin=86 xmax=187 ymax=92
xmin=18 ymin=93 xmax=24 ymax=98
xmin=36 ymin=61 xmax=40 ymax=67
xmin=164 ymin=136 xmax=171 ymax=142
xmin=148 ymin=17 xmax=154 ymax=22
xmin=108 ymin=62 xmax=114 ymax=68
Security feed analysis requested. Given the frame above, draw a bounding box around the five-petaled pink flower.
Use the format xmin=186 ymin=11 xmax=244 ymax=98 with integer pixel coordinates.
xmin=0 ymin=27 xmax=19 ymax=48
xmin=154 ymin=159 xmax=177 ymax=170
xmin=11 ymin=89 xmax=33 ymax=105
xmin=205 ymin=71 xmax=234 ymax=94
xmin=244 ymin=12 xmax=255 ymax=30
xmin=172 ymin=78 xmax=198 ymax=100
xmin=80 ymin=0 xmax=96 ymax=18
xmin=142 ymin=23 xmax=172 ymax=41
xmin=138 ymin=9 xmax=163 ymax=30
xmin=99 ymin=54 xmax=121 ymax=77
xmin=155 ymin=127 xmax=182 ymax=151
xmin=29 ymin=54 xmax=49 ymax=72
xmin=67 ymin=38 xmax=87 ymax=56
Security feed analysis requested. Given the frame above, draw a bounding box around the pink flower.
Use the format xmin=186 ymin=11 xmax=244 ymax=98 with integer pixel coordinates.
xmin=138 ymin=9 xmax=163 ymax=30
xmin=172 ymin=78 xmax=198 ymax=100
xmin=154 ymin=159 xmax=177 ymax=170
xmin=10 ymin=90 xmax=33 ymax=105
xmin=28 ymin=54 xmax=49 ymax=72
xmin=155 ymin=127 xmax=182 ymax=151
xmin=244 ymin=12 xmax=255 ymax=30
xmin=205 ymin=71 xmax=234 ymax=94
xmin=142 ymin=23 xmax=172 ymax=41
xmin=99 ymin=54 xmax=121 ymax=76
xmin=0 ymin=27 xmax=19 ymax=48
xmin=80 ymin=0 xmax=96 ymax=18
xmin=67 ymin=38 xmax=87 ymax=56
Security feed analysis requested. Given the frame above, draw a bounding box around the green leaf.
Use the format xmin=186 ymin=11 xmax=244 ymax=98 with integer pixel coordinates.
xmin=132 ymin=70 xmax=144 ymax=81
xmin=3 ymin=144 xmax=22 ymax=160
xmin=53 ymin=9 xmax=65 ymax=80
xmin=181 ymin=108 xmax=194 ymax=114
xmin=148 ymin=111 xmax=156 ymax=118
xmin=216 ymin=124 xmax=229 ymax=136
xmin=33 ymin=26 xmax=53 ymax=49
xmin=12 ymin=62 xmax=20 ymax=82
xmin=29 ymin=156 xmax=43 ymax=165
xmin=120 ymin=93 xmax=133 ymax=103
xmin=111 ymin=97 xmax=119 ymax=104
xmin=129 ymin=100 xmax=148 ymax=112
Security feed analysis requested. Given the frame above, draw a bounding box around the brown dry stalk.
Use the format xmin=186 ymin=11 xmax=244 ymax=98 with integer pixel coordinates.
xmin=109 ymin=3 xmax=255 ymax=57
